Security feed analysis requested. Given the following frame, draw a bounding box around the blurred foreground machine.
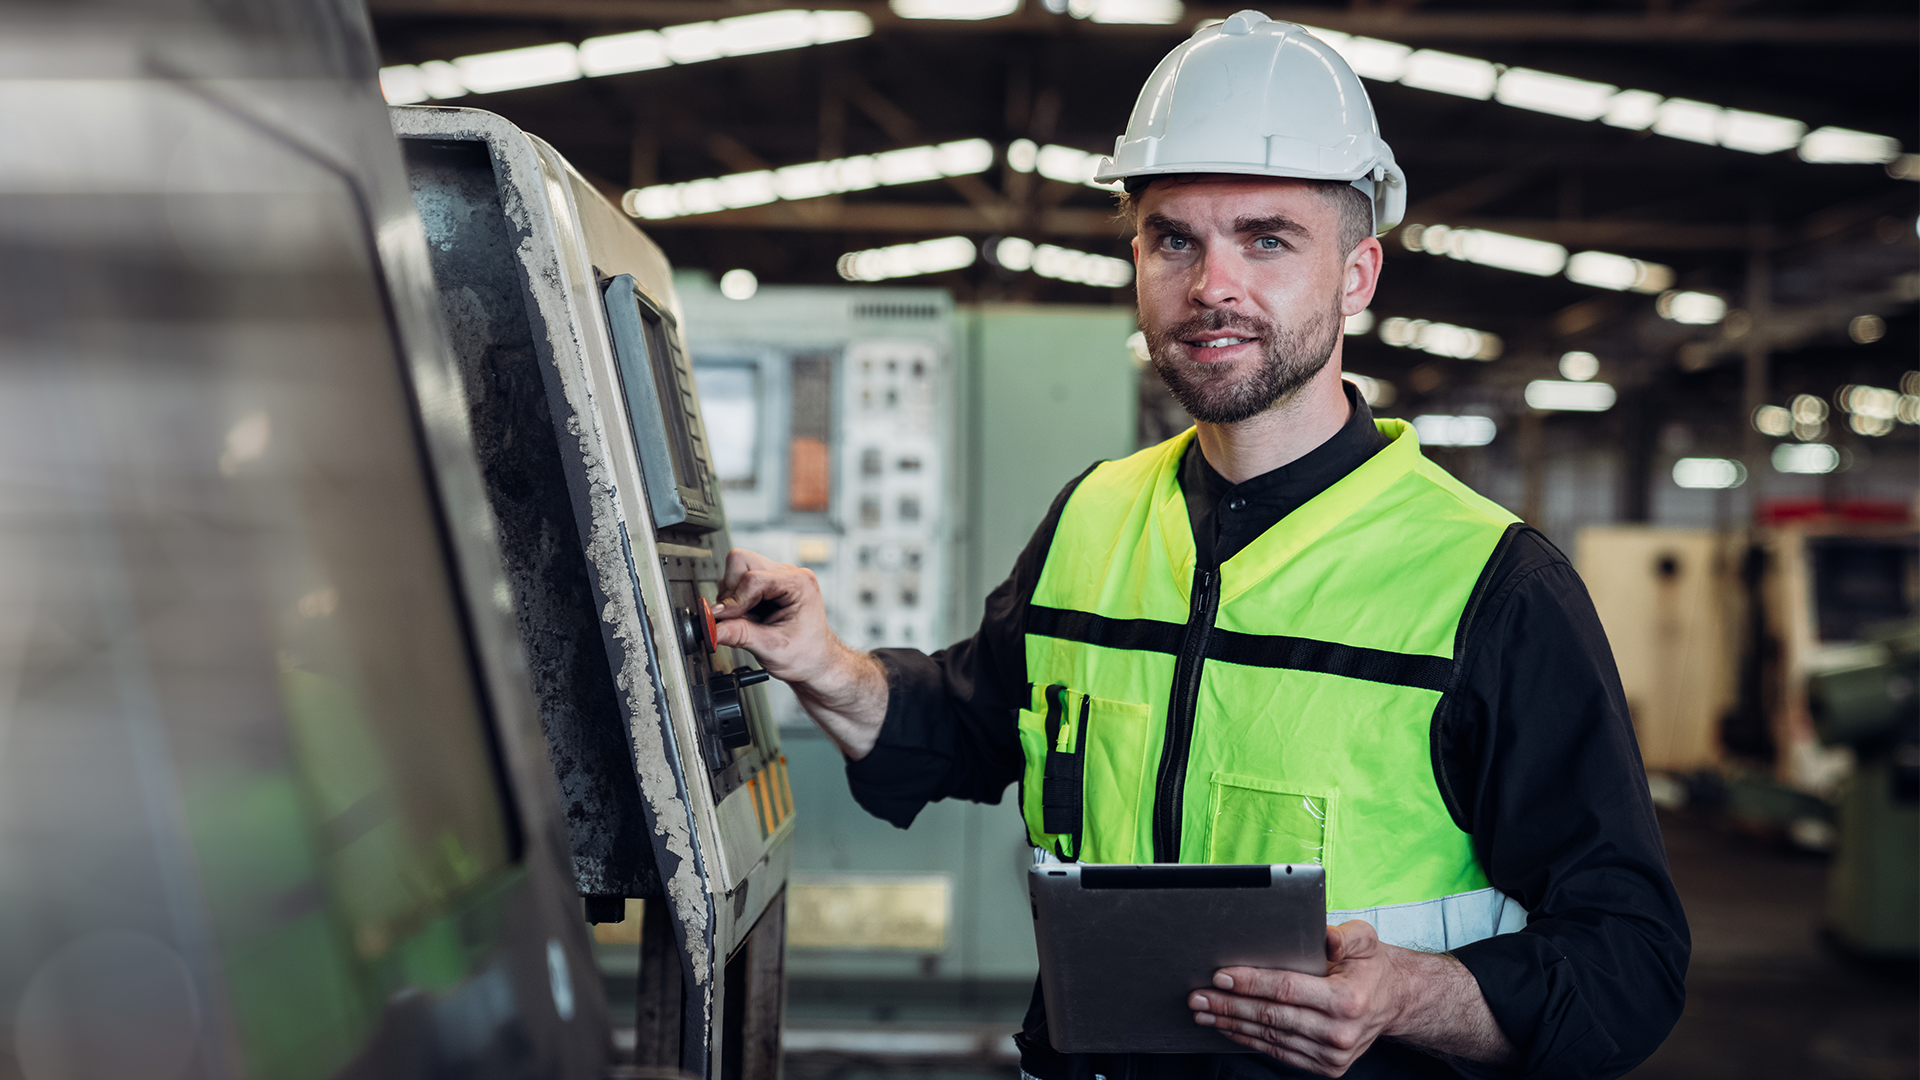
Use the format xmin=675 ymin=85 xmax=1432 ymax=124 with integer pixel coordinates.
xmin=393 ymin=107 xmax=793 ymax=1078
xmin=0 ymin=5 xmax=616 ymax=1078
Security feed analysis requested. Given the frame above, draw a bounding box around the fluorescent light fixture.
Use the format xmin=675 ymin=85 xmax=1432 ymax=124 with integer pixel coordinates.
xmin=991 ymin=237 xmax=1034 ymax=270
xmin=1378 ymin=317 xmax=1503 ymax=361
xmin=1602 ymin=89 xmax=1662 ymax=131
xmin=1652 ymin=98 xmax=1721 ymax=145
xmin=1799 ymin=127 xmax=1902 ymax=165
xmin=1007 ymin=139 xmax=1038 ymax=173
xmin=1033 ymin=144 xmax=1120 ymax=190
xmin=454 ymin=42 xmax=581 ymax=94
xmin=1752 ymin=404 xmax=1791 ymax=437
xmin=1790 ymin=393 xmax=1828 ymax=424
xmin=1902 ymin=396 xmax=1920 ymax=425
xmin=1772 ymin=443 xmax=1840 ymax=475
xmin=1031 ymin=243 xmax=1133 ymax=287
xmin=837 ymin=236 xmax=977 ymax=281
xmin=1343 ymin=373 xmax=1395 ymax=407
xmin=1842 ymin=385 xmax=1898 ymax=420
xmin=1558 ymin=351 xmax=1600 ymax=381
xmin=381 ymin=11 xmax=872 ymax=102
xmin=1849 ymin=314 xmax=1887 ymax=344
xmin=1850 ymin=413 xmax=1895 ymax=436
xmin=579 ymin=30 xmax=671 ymax=75
xmin=891 ymin=0 xmax=1019 ymax=19
xmin=719 ymin=269 xmax=759 ymax=300
xmin=1089 ymin=0 xmax=1183 ymax=23
xmin=1344 ymin=309 xmax=1374 ymax=336
xmin=624 ymin=139 xmax=993 ymax=219
xmin=1494 ymin=68 xmax=1616 ymax=121
xmin=1565 ymin=250 xmax=1673 ymax=294
xmin=1412 ymin=415 xmax=1496 ymax=447
xmin=1452 ymin=228 xmax=1567 ymax=276
xmin=1657 ymin=290 xmax=1727 ymax=325
xmin=1672 ymin=458 xmax=1746 ymax=490
xmin=1409 ymin=223 xmax=1567 ymax=277
xmin=1525 ymin=379 xmax=1618 ymax=412
xmin=1302 ymin=28 xmax=1411 ymax=82
xmin=1400 ymin=50 xmax=1497 ymax=100
xmin=1718 ymin=110 xmax=1805 ymax=155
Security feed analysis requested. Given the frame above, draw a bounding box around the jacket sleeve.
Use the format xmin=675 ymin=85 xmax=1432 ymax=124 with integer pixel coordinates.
xmin=843 ymin=464 xmax=1101 ymax=828
xmin=1441 ymin=530 xmax=1691 ymax=1080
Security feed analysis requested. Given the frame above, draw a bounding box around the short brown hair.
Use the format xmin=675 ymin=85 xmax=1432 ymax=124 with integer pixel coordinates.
xmin=1115 ymin=178 xmax=1374 ymax=255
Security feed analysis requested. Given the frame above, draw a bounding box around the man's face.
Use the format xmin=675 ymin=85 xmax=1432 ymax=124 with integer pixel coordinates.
xmin=1132 ymin=176 xmax=1364 ymax=425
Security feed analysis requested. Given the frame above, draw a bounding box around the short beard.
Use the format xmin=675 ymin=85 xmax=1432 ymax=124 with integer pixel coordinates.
xmin=1146 ymin=302 xmax=1342 ymax=425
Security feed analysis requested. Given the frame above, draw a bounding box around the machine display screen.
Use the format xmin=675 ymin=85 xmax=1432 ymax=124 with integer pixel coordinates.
xmin=602 ymin=276 xmax=723 ymax=532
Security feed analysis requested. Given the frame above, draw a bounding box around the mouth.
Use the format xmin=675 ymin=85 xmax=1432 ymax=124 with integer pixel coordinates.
xmin=1186 ymin=335 xmax=1256 ymax=349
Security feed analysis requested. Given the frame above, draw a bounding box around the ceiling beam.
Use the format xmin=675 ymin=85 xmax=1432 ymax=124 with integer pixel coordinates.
xmin=366 ymin=0 xmax=1915 ymax=45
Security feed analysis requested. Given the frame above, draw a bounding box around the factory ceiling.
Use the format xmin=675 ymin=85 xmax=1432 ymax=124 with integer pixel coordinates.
xmin=369 ymin=0 xmax=1919 ymax=472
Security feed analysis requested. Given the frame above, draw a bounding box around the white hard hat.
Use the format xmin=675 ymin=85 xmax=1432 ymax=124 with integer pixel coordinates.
xmin=1094 ymin=10 xmax=1407 ymax=234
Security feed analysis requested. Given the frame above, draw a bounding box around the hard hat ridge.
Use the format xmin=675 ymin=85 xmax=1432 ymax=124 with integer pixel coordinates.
xmin=1094 ymin=9 xmax=1407 ymax=233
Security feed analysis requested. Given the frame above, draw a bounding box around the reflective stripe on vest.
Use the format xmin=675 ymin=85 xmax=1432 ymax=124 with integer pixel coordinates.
xmin=1019 ymin=421 xmax=1526 ymax=944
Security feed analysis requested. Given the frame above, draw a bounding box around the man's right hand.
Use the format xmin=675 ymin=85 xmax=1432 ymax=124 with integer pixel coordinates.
xmin=711 ymin=548 xmax=888 ymax=758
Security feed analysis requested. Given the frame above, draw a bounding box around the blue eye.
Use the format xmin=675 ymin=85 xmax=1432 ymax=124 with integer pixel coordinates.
xmin=1255 ymin=236 xmax=1281 ymax=250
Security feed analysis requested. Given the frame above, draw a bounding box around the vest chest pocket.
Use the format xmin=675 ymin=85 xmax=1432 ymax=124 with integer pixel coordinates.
xmin=1207 ymin=772 xmax=1337 ymax=870
xmin=1017 ymin=686 xmax=1152 ymax=862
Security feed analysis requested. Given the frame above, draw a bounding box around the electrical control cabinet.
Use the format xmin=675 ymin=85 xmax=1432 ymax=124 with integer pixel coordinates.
xmin=395 ymin=106 xmax=791 ymax=1080
xmin=677 ymin=282 xmax=961 ymax=726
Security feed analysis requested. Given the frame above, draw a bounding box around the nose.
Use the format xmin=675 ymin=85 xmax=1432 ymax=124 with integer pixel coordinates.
xmin=1189 ymin=245 xmax=1245 ymax=309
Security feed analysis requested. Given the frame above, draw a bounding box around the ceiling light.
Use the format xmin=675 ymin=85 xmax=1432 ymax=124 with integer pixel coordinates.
xmin=1305 ymin=29 xmax=1411 ymax=82
xmin=1791 ymin=419 xmax=1826 ymax=442
xmin=1717 ymin=109 xmax=1805 ymax=155
xmin=1414 ymin=224 xmax=1567 ymax=277
xmin=1848 ymin=314 xmax=1886 ymax=343
xmin=1906 ymin=372 xmax=1920 ymax=396
xmin=1558 ymin=351 xmax=1600 ymax=381
xmin=578 ymin=30 xmax=671 ymax=75
xmin=1007 ymin=139 xmax=1038 ymax=173
xmin=1790 ymin=393 xmax=1828 ymax=424
xmin=1088 ymin=0 xmax=1183 ymax=23
xmin=1772 ymin=443 xmax=1839 ymax=474
xmin=454 ymin=42 xmax=581 ymax=94
xmin=377 ymin=60 xmax=466 ymax=103
xmin=1652 ymin=98 xmax=1721 ymax=145
xmin=990 ymin=237 xmax=1034 ymax=271
xmin=1412 ymin=415 xmax=1496 ymax=447
xmin=1672 ymin=458 xmax=1746 ymax=490
xmin=1343 ymin=373 xmax=1395 ymax=407
xmin=1525 ymin=379 xmax=1617 ymax=412
xmin=719 ymin=269 xmax=759 ymax=300
xmin=1843 ymin=385 xmax=1898 ymax=420
xmin=1565 ymin=250 xmax=1673 ymax=294
xmin=1657 ymin=290 xmax=1727 ymax=325
xmin=837 ymin=236 xmax=978 ymax=281
xmin=1377 ymin=317 xmax=1503 ymax=361
xmin=1400 ymin=50 xmax=1497 ymax=99
xmin=1799 ymin=127 xmax=1902 ymax=165
xmin=1494 ymin=68 xmax=1616 ymax=121
xmin=1343 ymin=310 xmax=1374 ymax=336
xmin=1752 ymin=404 xmax=1791 ymax=437
xmin=1899 ymin=396 xmax=1920 ymax=425
xmin=625 ymin=139 xmax=993 ymax=219
xmin=1032 ymin=243 xmax=1133 ymax=287
xmin=1602 ymin=90 xmax=1662 ymax=131
xmin=1851 ymin=414 xmax=1895 ymax=437
xmin=891 ymin=0 xmax=1019 ymax=19
xmin=714 ymin=9 xmax=822 ymax=55
xmin=1033 ymin=144 xmax=1119 ymax=189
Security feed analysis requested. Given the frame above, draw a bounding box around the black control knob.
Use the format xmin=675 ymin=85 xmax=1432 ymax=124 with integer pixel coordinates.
xmin=706 ymin=668 xmax=771 ymax=749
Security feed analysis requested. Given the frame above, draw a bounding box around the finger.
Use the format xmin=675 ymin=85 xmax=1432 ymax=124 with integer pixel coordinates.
xmin=1192 ymin=991 xmax=1345 ymax=1047
xmin=1209 ymin=967 xmax=1339 ymax=1016
xmin=1212 ymin=1025 xmax=1346 ymax=1076
xmin=719 ymin=548 xmax=777 ymax=605
xmin=713 ymin=567 xmax=796 ymax=619
xmin=712 ymin=613 xmax=773 ymax=651
xmin=1327 ymin=920 xmax=1380 ymax=964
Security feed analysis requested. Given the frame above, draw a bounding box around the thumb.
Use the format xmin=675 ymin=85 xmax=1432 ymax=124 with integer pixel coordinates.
xmin=1328 ymin=920 xmax=1380 ymax=964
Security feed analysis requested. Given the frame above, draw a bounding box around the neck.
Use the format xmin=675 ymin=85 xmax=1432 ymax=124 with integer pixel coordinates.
xmin=1192 ymin=349 xmax=1352 ymax=485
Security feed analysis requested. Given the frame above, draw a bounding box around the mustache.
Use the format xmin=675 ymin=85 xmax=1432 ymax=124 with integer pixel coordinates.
xmin=1160 ymin=309 xmax=1274 ymax=341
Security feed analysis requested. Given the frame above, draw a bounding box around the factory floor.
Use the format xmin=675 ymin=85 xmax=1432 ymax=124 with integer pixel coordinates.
xmin=776 ymin=811 xmax=1919 ymax=1080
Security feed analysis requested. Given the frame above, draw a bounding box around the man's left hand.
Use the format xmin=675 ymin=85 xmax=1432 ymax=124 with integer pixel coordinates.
xmin=1188 ymin=919 xmax=1404 ymax=1076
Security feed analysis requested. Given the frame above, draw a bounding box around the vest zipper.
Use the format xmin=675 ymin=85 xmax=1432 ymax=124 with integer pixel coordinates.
xmin=1151 ymin=564 xmax=1218 ymax=862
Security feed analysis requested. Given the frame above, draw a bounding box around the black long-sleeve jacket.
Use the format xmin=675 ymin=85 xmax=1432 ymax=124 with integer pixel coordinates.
xmin=843 ymin=391 xmax=1689 ymax=1079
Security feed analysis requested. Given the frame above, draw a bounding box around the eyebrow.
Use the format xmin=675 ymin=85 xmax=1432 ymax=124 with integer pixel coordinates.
xmin=1140 ymin=211 xmax=1315 ymax=240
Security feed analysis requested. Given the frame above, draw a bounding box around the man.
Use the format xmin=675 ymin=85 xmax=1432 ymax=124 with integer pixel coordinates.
xmin=716 ymin=12 xmax=1687 ymax=1078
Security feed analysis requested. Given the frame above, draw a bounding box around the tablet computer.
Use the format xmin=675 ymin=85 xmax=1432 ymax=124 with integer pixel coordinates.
xmin=1029 ymin=862 xmax=1327 ymax=1054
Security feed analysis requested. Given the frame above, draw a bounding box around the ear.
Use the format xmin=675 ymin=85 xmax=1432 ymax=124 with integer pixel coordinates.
xmin=1340 ymin=236 xmax=1384 ymax=317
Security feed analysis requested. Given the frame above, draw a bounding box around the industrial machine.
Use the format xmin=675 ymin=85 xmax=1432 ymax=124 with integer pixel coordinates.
xmin=0 ymin=4 xmax=612 ymax=1077
xmin=394 ymin=107 xmax=793 ymax=1078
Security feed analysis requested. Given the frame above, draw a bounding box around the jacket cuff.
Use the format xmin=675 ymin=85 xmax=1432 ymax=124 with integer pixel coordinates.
xmin=1452 ymin=931 xmax=1619 ymax=1079
xmin=841 ymin=649 xmax=947 ymax=829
